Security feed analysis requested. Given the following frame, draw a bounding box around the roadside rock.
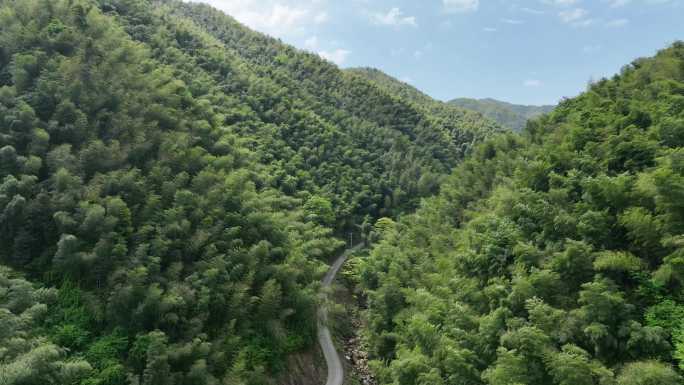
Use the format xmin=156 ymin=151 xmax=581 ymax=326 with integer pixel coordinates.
xmin=342 ymin=318 xmax=377 ymax=385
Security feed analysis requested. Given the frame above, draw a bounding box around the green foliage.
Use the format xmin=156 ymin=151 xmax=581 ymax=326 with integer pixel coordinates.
xmin=0 ymin=0 xmax=498 ymax=383
xmin=646 ymin=300 xmax=684 ymax=332
xmin=145 ymin=2 xmax=500 ymax=226
xmin=616 ymin=361 xmax=682 ymax=385
xmin=450 ymin=97 xmax=555 ymax=132
xmin=304 ymin=195 xmax=335 ymax=226
xmin=348 ymin=67 xmax=503 ymax=142
xmin=593 ymin=251 xmax=644 ymax=273
xmin=4 ymin=0 xmax=679 ymax=383
xmin=0 ymin=266 xmax=93 ymax=385
xmin=362 ymin=42 xmax=684 ymax=384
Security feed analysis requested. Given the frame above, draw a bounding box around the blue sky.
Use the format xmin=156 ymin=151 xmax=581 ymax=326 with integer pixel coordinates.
xmin=188 ymin=0 xmax=684 ymax=105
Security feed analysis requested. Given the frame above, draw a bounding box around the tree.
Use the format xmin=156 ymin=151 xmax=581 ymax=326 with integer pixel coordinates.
xmin=546 ymin=345 xmax=613 ymax=385
xmin=0 ymin=267 xmax=92 ymax=385
xmin=616 ymin=361 xmax=681 ymax=385
xmin=304 ymin=195 xmax=335 ymax=226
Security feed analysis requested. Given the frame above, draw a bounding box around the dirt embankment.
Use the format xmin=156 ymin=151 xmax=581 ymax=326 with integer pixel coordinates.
xmin=331 ymin=251 xmax=377 ymax=385
xmin=278 ymin=347 xmax=328 ymax=385
xmin=279 ymin=248 xmax=377 ymax=385
xmin=341 ymin=318 xmax=376 ymax=385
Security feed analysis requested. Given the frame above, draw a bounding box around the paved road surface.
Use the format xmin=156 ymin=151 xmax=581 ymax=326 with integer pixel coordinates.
xmin=318 ymin=244 xmax=362 ymax=385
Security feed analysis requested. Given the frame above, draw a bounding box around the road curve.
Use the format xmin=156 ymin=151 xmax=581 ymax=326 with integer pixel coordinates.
xmin=318 ymin=244 xmax=362 ymax=385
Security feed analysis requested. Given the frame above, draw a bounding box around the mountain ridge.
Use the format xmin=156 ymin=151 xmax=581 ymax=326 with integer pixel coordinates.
xmin=347 ymin=66 xmax=554 ymax=132
xmin=0 ymin=0 xmax=499 ymax=384
xmin=1 ymin=1 xmax=682 ymax=384
xmin=346 ymin=67 xmax=504 ymax=139
xmin=450 ymin=97 xmax=555 ymax=131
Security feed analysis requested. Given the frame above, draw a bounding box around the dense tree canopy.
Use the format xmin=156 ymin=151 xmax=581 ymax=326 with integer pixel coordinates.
xmin=0 ymin=1 xmax=346 ymax=383
xmin=137 ymin=0 xmax=503 ymax=227
xmin=449 ymin=98 xmax=554 ymax=132
xmin=0 ymin=0 xmax=499 ymax=383
xmin=1 ymin=0 xmax=680 ymax=384
xmin=360 ymin=42 xmax=684 ymax=385
xmin=347 ymin=67 xmax=503 ymax=143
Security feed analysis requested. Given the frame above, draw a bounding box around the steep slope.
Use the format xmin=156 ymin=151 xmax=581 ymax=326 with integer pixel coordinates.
xmin=360 ymin=43 xmax=684 ymax=385
xmin=142 ymin=2 xmax=502 ymax=226
xmin=0 ymin=1 xmax=345 ymax=383
xmin=347 ymin=67 xmax=504 ymax=142
xmin=0 ymin=0 xmax=498 ymax=384
xmin=450 ymin=97 xmax=555 ymax=131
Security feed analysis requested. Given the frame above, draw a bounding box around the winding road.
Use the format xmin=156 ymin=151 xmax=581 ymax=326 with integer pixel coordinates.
xmin=318 ymin=244 xmax=362 ymax=385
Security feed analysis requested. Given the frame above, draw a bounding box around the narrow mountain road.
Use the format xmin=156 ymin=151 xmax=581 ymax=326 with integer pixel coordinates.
xmin=318 ymin=244 xmax=363 ymax=385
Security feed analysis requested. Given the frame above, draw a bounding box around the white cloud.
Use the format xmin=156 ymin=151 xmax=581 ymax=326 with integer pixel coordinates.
xmin=583 ymin=44 xmax=602 ymax=54
xmin=602 ymin=0 xmax=674 ymax=7
xmin=319 ymin=49 xmax=351 ymax=65
xmin=604 ymin=0 xmax=631 ymax=7
xmin=304 ymin=35 xmax=319 ymax=49
xmin=521 ymin=7 xmax=546 ymax=14
xmin=572 ymin=18 xmax=596 ymax=27
xmin=371 ymin=7 xmax=417 ymax=27
xmin=606 ymin=18 xmax=629 ymax=27
xmin=540 ymin=0 xmax=579 ymax=6
xmin=443 ymin=0 xmax=479 ymax=13
xmin=559 ymin=8 xmax=588 ymax=23
xmin=304 ymin=35 xmax=351 ymax=65
xmin=501 ymin=18 xmax=525 ymax=24
xmin=556 ymin=7 xmax=596 ymax=27
xmin=483 ymin=27 xmax=498 ymax=32
xmin=524 ymin=79 xmax=543 ymax=87
xmin=314 ymin=11 xmax=329 ymax=24
xmin=185 ymin=0 xmax=328 ymax=37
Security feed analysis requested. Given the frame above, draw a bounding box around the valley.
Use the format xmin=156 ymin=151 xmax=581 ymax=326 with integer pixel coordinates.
xmin=0 ymin=1 xmax=683 ymax=385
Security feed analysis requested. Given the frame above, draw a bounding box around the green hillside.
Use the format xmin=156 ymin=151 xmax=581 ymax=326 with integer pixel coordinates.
xmin=347 ymin=67 xmax=550 ymax=133
xmin=347 ymin=67 xmax=504 ymax=144
xmin=450 ymin=97 xmax=555 ymax=131
xmin=448 ymin=98 xmax=556 ymax=131
xmin=360 ymin=42 xmax=684 ymax=385
xmin=136 ymin=0 xmax=495 ymax=227
xmin=1 ymin=0 xmax=682 ymax=384
xmin=0 ymin=0 xmax=497 ymax=384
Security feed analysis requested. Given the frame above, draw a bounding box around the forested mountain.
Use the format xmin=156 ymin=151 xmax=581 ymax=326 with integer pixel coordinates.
xmin=0 ymin=0 xmax=498 ymax=384
xmin=360 ymin=43 xmax=684 ymax=385
xmin=153 ymin=2 xmax=506 ymax=226
xmin=347 ymin=67 xmax=504 ymax=145
xmin=2 ymin=0 xmax=681 ymax=384
xmin=450 ymin=98 xmax=555 ymax=131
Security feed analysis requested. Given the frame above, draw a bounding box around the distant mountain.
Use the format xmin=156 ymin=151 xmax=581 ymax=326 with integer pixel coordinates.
xmin=450 ymin=97 xmax=555 ymax=131
xmin=346 ymin=68 xmax=504 ymax=142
